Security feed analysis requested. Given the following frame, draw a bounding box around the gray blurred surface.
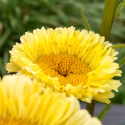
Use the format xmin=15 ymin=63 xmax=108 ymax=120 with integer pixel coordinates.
xmin=80 ymin=102 xmax=125 ymax=125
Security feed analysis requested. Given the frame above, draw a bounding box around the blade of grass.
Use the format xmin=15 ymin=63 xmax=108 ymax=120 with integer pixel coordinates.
xmin=112 ymin=44 xmax=125 ymax=49
xmin=115 ymin=0 xmax=125 ymax=18
xmin=81 ymin=8 xmax=91 ymax=32
xmin=3 ymin=49 xmax=9 ymax=66
xmin=0 ymin=29 xmax=11 ymax=49
xmin=119 ymin=57 xmax=125 ymax=67
xmin=0 ymin=22 xmax=3 ymax=37
xmin=0 ymin=58 xmax=6 ymax=76
xmin=98 ymin=104 xmax=111 ymax=121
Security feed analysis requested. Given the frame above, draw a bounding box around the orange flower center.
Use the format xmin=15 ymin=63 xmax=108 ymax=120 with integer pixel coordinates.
xmin=36 ymin=54 xmax=90 ymax=86
xmin=0 ymin=118 xmax=36 ymax=125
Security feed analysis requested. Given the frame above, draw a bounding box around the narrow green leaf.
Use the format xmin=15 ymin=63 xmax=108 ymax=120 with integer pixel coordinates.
xmin=15 ymin=6 xmax=21 ymax=18
xmin=3 ymin=49 xmax=9 ymax=66
xmin=0 ymin=22 xmax=3 ymax=37
xmin=81 ymin=8 xmax=91 ymax=32
xmin=42 ymin=0 xmax=51 ymax=8
xmin=119 ymin=57 xmax=125 ymax=68
xmin=55 ymin=8 xmax=69 ymax=25
xmin=0 ymin=58 xmax=6 ymax=76
xmin=115 ymin=0 xmax=125 ymax=17
xmin=0 ymin=29 xmax=11 ymax=49
xmin=98 ymin=104 xmax=111 ymax=121
xmin=112 ymin=44 xmax=125 ymax=49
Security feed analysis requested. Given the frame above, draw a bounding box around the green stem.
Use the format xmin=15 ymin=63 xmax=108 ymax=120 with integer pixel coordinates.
xmin=100 ymin=0 xmax=119 ymax=40
xmin=86 ymin=0 xmax=119 ymax=116
xmin=86 ymin=100 xmax=96 ymax=116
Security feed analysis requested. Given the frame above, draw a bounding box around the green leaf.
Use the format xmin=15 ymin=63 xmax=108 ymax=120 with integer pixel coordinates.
xmin=3 ymin=49 xmax=9 ymax=66
xmin=119 ymin=57 xmax=125 ymax=67
xmin=112 ymin=44 xmax=125 ymax=49
xmin=116 ymin=0 xmax=125 ymax=17
xmin=98 ymin=104 xmax=111 ymax=121
xmin=0 ymin=58 xmax=6 ymax=76
xmin=15 ymin=6 xmax=21 ymax=18
xmin=54 ymin=8 xmax=69 ymax=25
xmin=0 ymin=29 xmax=11 ymax=49
xmin=81 ymin=8 xmax=91 ymax=32
xmin=0 ymin=22 xmax=3 ymax=37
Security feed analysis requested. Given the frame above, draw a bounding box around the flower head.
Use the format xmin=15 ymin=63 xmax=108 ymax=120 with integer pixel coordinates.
xmin=6 ymin=27 xmax=122 ymax=103
xmin=0 ymin=75 xmax=101 ymax=125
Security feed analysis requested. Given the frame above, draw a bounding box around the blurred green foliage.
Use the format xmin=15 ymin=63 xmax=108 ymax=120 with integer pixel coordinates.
xmin=0 ymin=0 xmax=125 ymax=104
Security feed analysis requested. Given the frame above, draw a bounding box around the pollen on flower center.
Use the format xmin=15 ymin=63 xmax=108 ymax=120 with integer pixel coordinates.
xmin=0 ymin=118 xmax=36 ymax=125
xmin=36 ymin=54 xmax=90 ymax=86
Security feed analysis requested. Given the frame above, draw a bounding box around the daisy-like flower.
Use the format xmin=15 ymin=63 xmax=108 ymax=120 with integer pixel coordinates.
xmin=0 ymin=75 xmax=101 ymax=125
xmin=6 ymin=27 xmax=122 ymax=103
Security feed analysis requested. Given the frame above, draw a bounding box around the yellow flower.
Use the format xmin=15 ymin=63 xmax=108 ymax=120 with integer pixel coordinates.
xmin=0 ymin=75 xmax=101 ymax=125
xmin=6 ymin=27 xmax=122 ymax=103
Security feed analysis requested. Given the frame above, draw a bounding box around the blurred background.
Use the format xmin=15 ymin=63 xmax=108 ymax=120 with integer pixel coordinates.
xmin=0 ymin=0 xmax=125 ymax=104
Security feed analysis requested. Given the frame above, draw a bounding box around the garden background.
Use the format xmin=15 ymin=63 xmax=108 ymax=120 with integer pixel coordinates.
xmin=0 ymin=0 xmax=125 ymax=104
